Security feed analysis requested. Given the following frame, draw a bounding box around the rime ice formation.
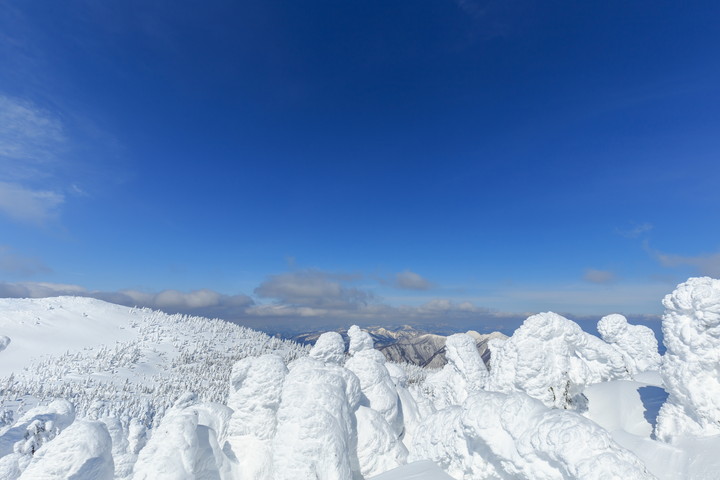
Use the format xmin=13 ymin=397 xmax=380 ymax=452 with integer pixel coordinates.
xmin=656 ymin=277 xmax=720 ymax=440
xmin=225 ymin=354 xmax=287 ymax=480
xmin=355 ymin=406 xmax=408 ymax=478
xmin=598 ymin=314 xmax=661 ymax=374
xmin=18 ymin=420 xmax=114 ymax=480
xmin=348 ymin=325 xmax=375 ymax=356
xmin=3 ymin=284 xmax=720 ymax=479
xmin=487 ymin=312 xmax=627 ymax=409
xmin=131 ymin=394 xmax=234 ymax=480
xmin=345 ymin=326 xmax=404 ymax=436
xmin=272 ymin=356 xmax=362 ymax=480
xmin=411 ymin=390 xmax=656 ymax=480
xmin=308 ymin=331 xmax=346 ymax=365
xmin=423 ymin=333 xmax=488 ymax=410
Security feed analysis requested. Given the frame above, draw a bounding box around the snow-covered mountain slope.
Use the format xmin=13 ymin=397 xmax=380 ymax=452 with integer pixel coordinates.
xmin=0 ymin=296 xmax=309 ymax=478
xmin=1 ymin=277 xmax=719 ymax=480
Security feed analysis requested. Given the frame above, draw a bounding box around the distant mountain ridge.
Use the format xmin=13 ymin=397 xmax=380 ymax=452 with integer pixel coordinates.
xmin=291 ymin=325 xmax=508 ymax=368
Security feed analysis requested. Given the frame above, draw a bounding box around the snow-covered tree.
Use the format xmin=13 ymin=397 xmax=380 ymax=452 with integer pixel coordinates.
xmin=597 ymin=314 xmax=661 ymax=374
xmin=656 ymin=277 xmax=720 ymax=440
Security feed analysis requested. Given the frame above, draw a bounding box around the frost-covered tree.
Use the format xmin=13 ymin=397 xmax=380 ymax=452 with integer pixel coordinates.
xmin=345 ymin=326 xmax=404 ymax=436
xmin=272 ymin=356 xmax=363 ymax=480
xmin=487 ymin=312 xmax=627 ymax=409
xmin=656 ymin=277 xmax=720 ymax=440
xmin=597 ymin=314 xmax=661 ymax=374
xmin=411 ymin=390 xmax=656 ymax=480
xmin=225 ymin=354 xmax=287 ymax=480
xmin=18 ymin=420 xmax=114 ymax=480
xmin=308 ymin=332 xmax=345 ymax=365
xmin=423 ymin=333 xmax=488 ymax=410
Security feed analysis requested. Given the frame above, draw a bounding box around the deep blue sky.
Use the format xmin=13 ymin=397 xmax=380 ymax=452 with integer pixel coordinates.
xmin=1 ymin=0 xmax=719 ymax=331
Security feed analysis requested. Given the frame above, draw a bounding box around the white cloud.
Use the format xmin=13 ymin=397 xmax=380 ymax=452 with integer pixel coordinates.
xmin=395 ymin=270 xmax=433 ymax=290
xmin=583 ymin=268 xmax=616 ymax=284
xmin=0 ymin=181 xmax=64 ymax=224
xmin=254 ymin=270 xmax=370 ymax=308
xmin=0 ymin=282 xmax=254 ymax=317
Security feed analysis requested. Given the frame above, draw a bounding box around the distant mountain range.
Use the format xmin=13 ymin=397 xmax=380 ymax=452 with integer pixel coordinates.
xmin=291 ymin=325 xmax=508 ymax=368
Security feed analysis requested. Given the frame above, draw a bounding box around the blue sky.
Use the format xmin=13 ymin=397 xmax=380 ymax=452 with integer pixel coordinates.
xmin=1 ymin=0 xmax=719 ymax=333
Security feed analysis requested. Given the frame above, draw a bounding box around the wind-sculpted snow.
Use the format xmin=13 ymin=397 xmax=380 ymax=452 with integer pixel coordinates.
xmin=487 ymin=312 xmax=627 ymax=409
xmin=598 ymin=314 xmax=661 ymax=374
xmin=423 ymin=334 xmax=488 ymax=410
xmin=0 ymin=400 xmax=76 ymax=479
xmin=18 ymin=420 xmax=114 ymax=480
xmin=272 ymin=356 xmax=362 ymax=480
xmin=656 ymin=277 xmax=720 ymax=440
xmin=411 ymin=390 xmax=656 ymax=480
xmin=132 ymin=394 xmax=233 ymax=480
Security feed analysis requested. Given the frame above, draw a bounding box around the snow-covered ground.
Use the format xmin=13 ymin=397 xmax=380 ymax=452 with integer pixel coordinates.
xmin=0 ymin=277 xmax=719 ymax=479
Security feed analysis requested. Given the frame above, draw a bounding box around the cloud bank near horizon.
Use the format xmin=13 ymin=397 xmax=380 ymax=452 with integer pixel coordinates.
xmin=0 ymin=270 xmax=665 ymax=336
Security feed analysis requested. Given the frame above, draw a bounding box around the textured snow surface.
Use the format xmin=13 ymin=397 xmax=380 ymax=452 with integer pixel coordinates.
xmin=657 ymin=277 xmax=720 ymax=440
xmin=598 ymin=314 xmax=661 ymax=374
xmin=487 ymin=311 xmax=628 ymax=408
xmin=1 ymin=279 xmax=718 ymax=479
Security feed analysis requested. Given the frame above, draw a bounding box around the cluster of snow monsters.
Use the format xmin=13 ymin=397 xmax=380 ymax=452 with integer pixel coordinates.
xmin=0 ymin=277 xmax=719 ymax=479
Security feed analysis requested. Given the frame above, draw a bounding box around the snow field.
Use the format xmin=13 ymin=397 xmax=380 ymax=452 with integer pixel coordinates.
xmin=1 ymin=277 xmax=719 ymax=479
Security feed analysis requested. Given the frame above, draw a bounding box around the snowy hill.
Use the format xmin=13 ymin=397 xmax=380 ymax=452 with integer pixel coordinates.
xmin=1 ymin=278 xmax=720 ymax=479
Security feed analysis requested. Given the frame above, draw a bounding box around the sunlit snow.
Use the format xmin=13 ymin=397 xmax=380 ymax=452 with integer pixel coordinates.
xmin=1 ymin=278 xmax=720 ymax=479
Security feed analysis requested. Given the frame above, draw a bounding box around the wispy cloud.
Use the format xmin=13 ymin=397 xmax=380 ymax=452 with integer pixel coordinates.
xmin=0 ymin=95 xmax=65 ymax=180
xmin=395 ymin=270 xmax=433 ymax=290
xmin=0 ymin=95 xmax=69 ymax=225
xmin=616 ymin=222 xmax=653 ymax=239
xmin=0 ymin=181 xmax=64 ymax=225
xmin=0 ymin=246 xmax=51 ymax=276
xmin=582 ymin=268 xmax=616 ymax=284
xmin=654 ymin=250 xmax=720 ymax=278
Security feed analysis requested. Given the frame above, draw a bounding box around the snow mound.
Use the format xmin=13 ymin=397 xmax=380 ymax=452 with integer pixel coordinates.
xmin=656 ymin=277 xmax=720 ymax=439
xmin=598 ymin=314 xmax=661 ymax=374
xmin=0 ymin=336 xmax=9 ymax=354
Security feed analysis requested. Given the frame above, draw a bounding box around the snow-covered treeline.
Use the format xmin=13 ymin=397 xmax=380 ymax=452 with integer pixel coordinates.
xmin=0 ymin=278 xmax=719 ymax=479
